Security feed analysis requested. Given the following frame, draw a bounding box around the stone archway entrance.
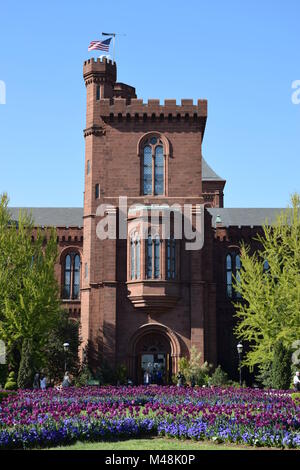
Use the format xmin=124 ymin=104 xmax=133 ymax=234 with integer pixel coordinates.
xmin=136 ymin=333 xmax=171 ymax=384
xmin=127 ymin=323 xmax=181 ymax=384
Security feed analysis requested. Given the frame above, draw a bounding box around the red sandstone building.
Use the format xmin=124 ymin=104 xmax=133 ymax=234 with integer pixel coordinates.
xmin=10 ymin=58 xmax=282 ymax=383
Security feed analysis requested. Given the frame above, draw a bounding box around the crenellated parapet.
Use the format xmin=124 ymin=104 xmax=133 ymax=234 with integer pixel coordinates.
xmin=83 ymin=57 xmax=117 ymax=86
xmin=98 ymin=98 xmax=207 ymax=120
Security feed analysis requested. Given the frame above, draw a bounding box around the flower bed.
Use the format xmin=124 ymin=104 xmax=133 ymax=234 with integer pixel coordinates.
xmin=0 ymin=386 xmax=299 ymax=449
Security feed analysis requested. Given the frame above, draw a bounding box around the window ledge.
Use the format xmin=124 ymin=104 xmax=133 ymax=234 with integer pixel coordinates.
xmin=126 ymin=280 xmax=180 ymax=309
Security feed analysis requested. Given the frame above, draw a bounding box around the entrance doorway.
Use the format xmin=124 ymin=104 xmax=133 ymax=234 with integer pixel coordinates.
xmin=135 ymin=332 xmax=172 ymax=384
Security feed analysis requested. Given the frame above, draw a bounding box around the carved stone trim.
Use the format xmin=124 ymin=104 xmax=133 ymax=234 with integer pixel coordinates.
xmin=83 ymin=126 xmax=106 ymax=138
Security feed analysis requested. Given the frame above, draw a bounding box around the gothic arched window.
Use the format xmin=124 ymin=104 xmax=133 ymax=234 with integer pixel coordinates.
xmin=154 ymin=145 xmax=164 ymax=195
xmin=142 ymin=136 xmax=165 ymax=195
xmin=130 ymin=234 xmax=141 ymax=280
xmin=146 ymin=236 xmax=153 ymax=279
xmin=226 ymin=254 xmax=232 ymax=298
xmin=62 ymin=252 xmax=81 ymax=300
xmin=226 ymin=253 xmax=242 ymax=300
xmin=63 ymin=255 xmax=72 ymax=299
xmin=154 ymin=236 xmax=160 ymax=279
xmin=167 ymin=237 xmax=176 ymax=280
xmin=143 ymin=146 xmax=152 ymax=195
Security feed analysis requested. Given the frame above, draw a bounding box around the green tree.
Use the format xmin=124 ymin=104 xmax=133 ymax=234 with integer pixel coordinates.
xmin=42 ymin=312 xmax=81 ymax=385
xmin=234 ymin=193 xmax=300 ymax=372
xmin=271 ymin=341 xmax=291 ymax=390
xmin=0 ymin=193 xmax=62 ymax=371
xmin=179 ymin=346 xmax=211 ymax=386
xmin=209 ymin=365 xmax=229 ymax=386
xmin=17 ymin=338 xmax=34 ymax=389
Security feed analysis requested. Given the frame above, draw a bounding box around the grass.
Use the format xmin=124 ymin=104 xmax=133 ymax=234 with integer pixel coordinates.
xmin=48 ymin=437 xmax=250 ymax=451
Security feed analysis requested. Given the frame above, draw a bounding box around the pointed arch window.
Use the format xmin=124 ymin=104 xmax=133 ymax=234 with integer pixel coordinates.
xmin=130 ymin=234 xmax=141 ymax=280
xmin=226 ymin=253 xmax=242 ymax=300
xmin=154 ymin=236 xmax=160 ymax=279
xmin=226 ymin=254 xmax=232 ymax=298
xmin=143 ymin=146 xmax=152 ymax=195
xmin=62 ymin=252 xmax=81 ymax=300
xmin=154 ymin=145 xmax=164 ymax=195
xmin=146 ymin=236 xmax=153 ymax=279
xmin=142 ymin=136 xmax=165 ymax=195
xmin=167 ymin=237 xmax=176 ymax=280
xmin=63 ymin=255 xmax=71 ymax=299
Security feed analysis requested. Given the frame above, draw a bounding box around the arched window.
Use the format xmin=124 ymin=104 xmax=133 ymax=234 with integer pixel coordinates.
xmin=62 ymin=252 xmax=81 ymax=300
xmin=142 ymin=136 xmax=165 ymax=195
xmin=136 ymin=237 xmax=141 ymax=279
xmin=130 ymin=234 xmax=141 ymax=280
xmin=130 ymin=238 xmax=135 ymax=280
xmin=226 ymin=253 xmax=242 ymax=300
xmin=226 ymin=254 xmax=232 ymax=298
xmin=63 ymin=255 xmax=71 ymax=299
xmin=167 ymin=237 xmax=176 ymax=280
xmin=146 ymin=236 xmax=153 ymax=279
xmin=154 ymin=146 xmax=164 ymax=195
xmin=143 ymin=146 xmax=152 ymax=195
xmin=73 ymin=254 xmax=80 ymax=299
xmin=154 ymin=236 xmax=160 ymax=279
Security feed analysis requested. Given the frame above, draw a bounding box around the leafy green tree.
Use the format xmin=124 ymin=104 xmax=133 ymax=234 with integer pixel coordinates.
xmin=0 ymin=193 xmax=62 ymax=371
xmin=17 ymin=338 xmax=34 ymax=389
xmin=234 ymin=193 xmax=300 ymax=372
xmin=42 ymin=312 xmax=81 ymax=385
xmin=209 ymin=365 xmax=229 ymax=386
xmin=271 ymin=342 xmax=291 ymax=390
xmin=179 ymin=346 xmax=211 ymax=386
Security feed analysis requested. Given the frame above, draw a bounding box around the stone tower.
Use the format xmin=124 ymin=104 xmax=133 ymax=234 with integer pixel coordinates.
xmin=81 ymin=57 xmax=217 ymax=381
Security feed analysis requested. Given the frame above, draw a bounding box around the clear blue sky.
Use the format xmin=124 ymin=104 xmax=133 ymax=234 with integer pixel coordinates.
xmin=0 ymin=0 xmax=299 ymax=208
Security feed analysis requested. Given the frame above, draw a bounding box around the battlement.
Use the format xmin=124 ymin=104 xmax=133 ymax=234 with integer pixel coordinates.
xmin=98 ymin=98 xmax=207 ymax=118
xmin=83 ymin=57 xmax=117 ymax=85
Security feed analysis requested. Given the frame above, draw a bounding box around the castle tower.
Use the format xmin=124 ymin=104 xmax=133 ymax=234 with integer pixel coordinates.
xmin=81 ymin=58 xmax=217 ymax=380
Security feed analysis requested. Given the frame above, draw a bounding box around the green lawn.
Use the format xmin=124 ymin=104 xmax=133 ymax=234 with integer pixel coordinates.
xmin=48 ymin=437 xmax=250 ymax=451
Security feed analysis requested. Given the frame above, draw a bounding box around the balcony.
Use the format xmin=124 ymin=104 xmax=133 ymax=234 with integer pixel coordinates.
xmin=126 ymin=279 xmax=180 ymax=309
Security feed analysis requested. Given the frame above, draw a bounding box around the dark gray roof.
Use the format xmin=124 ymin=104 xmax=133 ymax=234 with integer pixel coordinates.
xmin=9 ymin=207 xmax=285 ymax=229
xmin=202 ymin=158 xmax=225 ymax=181
xmin=207 ymin=208 xmax=284 ymax=228
xmin=9 ymin=208 xmax=84 ymax=228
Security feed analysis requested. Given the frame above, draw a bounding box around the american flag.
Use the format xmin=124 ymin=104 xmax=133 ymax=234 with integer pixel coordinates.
xmin=88 ymin=38 xmax=112 ymax=52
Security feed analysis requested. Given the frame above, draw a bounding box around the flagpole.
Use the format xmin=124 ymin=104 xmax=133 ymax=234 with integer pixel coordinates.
xmin=102 ymin=32 xmax=126 ymax=63
xmin=112 ymin=34 xmax=115 ymax=63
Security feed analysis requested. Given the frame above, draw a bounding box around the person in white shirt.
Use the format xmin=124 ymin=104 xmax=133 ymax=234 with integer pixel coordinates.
xmin=293 ymin=371 xmax=300 ymax=391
